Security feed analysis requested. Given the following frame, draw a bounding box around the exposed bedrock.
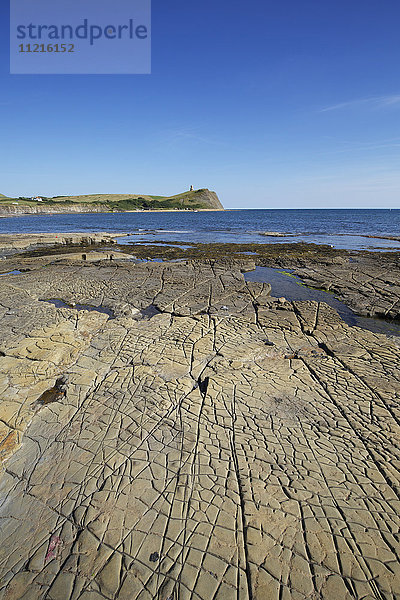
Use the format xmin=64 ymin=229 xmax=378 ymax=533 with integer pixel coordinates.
xmin=0 ymin=258 xmax=399 ymax=600
xmin=0 ymin=233 xmax=126 ymax=257
xmin=255 ymin=250 xmax=400 ymax=321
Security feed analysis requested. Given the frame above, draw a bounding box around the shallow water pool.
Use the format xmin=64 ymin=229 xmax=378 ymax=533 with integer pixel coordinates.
xmin=244 ymin=266 xmax=400 ymax=338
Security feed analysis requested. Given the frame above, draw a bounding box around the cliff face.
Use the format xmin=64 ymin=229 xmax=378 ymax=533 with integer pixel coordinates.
xmin=0 ymin=203 xmax=108 ymax=216
xmin=190 ymin=189 xmax=224 ymax=209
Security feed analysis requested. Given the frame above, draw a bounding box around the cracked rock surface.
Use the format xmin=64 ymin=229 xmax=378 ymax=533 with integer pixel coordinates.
xmin=270 ymin=253 xmax=400 ymax=320
xmin=0 ymin=258 xmax=399 ymax=600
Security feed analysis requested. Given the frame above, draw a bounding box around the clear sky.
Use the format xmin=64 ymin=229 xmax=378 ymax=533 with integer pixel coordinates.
xmin=1 ymin=0 xmax=400 ymax=208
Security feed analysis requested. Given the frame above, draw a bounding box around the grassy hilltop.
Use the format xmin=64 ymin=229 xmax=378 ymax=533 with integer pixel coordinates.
xmin=0 ymin=189 xmax=224 ymax=212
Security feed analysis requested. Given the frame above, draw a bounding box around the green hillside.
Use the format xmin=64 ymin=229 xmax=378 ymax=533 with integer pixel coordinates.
xmin=0 ymin=189 xmax=224 ymax=211
xmin=50 ymin=189 xmax=222 ymax=209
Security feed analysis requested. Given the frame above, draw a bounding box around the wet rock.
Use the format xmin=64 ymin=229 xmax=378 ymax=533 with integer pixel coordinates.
xmin=289 ymin=253 xmax=400 ymax=320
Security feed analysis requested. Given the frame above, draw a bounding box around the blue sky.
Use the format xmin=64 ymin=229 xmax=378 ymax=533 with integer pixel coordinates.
xmin=1 ymin=0 xmax=400 ymax=208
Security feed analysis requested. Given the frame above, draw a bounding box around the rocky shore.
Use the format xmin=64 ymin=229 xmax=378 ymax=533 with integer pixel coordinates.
xmin=96 ymin=239 xmax=400 ymax=321
xmin=282 ymin=254 xmax=400 ymax=320
xmin=0 ymin=238 xmax=399 ymax=599
xmin=0 ymin=233 xmax=125 ymax=257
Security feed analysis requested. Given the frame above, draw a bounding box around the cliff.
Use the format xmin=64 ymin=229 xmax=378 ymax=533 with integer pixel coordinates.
xmin=0 ymin=203 xmax=108 ymax=215
xmin=163 ymin=188 xmax=223 ymax=210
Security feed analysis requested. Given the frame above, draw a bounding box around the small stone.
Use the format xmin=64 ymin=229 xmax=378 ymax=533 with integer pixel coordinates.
xmin=149 ymin=552 xmax=160 ymax=563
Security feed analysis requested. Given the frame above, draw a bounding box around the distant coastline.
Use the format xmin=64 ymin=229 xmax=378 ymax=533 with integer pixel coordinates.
xmin=0 ymin=188 xmax=224 ymax=216
xmin=0 ymin=207 xmax=224 ymax=218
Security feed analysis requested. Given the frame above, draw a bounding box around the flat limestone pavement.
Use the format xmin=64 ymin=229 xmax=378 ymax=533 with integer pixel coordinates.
xmin=0 ymin=256 xmax=398 ymax=600
xmin=289 ymin=254 xmax=400 ymax=320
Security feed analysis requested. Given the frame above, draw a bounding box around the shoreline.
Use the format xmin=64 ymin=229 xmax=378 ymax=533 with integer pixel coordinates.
xmin=0 ymin=207 xmax=225 ymax=218
xmin=0 ymin=228 xmax=399 ymax=250
xmin=0 ymin=232 xmax=399 ymax=321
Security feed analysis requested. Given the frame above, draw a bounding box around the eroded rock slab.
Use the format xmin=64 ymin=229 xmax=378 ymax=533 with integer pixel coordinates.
xmin=0 ymin=257 xmax=399 ymax=600
xmin=272 ymin=253 xmax=400 ymax=321
xmin=0 ymin=232 xmax=126 ymax=258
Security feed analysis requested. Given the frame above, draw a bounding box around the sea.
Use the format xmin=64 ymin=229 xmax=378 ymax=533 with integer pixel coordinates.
xmin=0 ymin=209 xmax=399 ymax=251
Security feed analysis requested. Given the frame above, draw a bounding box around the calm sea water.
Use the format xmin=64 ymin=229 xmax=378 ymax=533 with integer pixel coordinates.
xmin=0 ymin=209 xmax=399 ymax=250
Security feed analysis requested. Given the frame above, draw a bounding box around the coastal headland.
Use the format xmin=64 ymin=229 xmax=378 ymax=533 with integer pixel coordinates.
xmin=0 ymin=234 xmax=399 ymax=599
xmin=0 ymin=189 xmax=224 ymax=215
